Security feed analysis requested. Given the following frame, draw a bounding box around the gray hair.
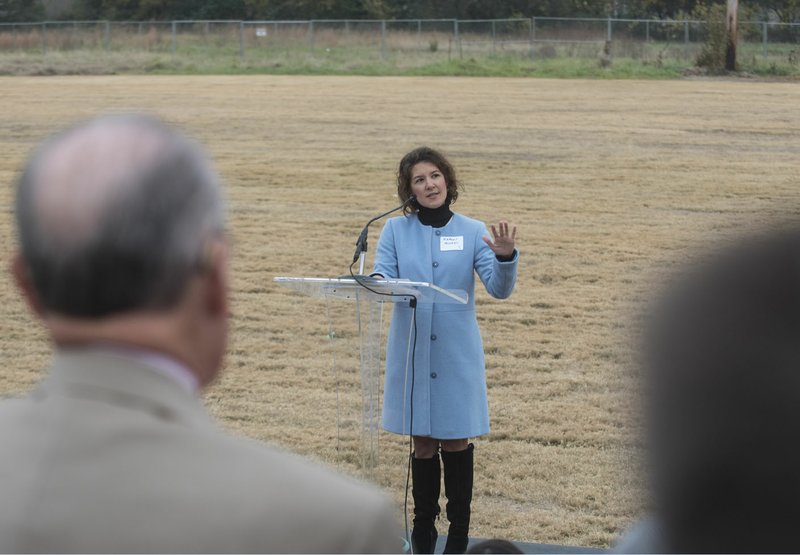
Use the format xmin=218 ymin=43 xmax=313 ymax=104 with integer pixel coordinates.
xmin=15 ymin=114 xmax=226 ymax=317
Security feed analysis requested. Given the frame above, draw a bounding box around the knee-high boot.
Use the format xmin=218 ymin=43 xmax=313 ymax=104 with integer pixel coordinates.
xmin=411 ymin=454 xmax=441 ymax=554
xmin=442 ymin=444 xmax=474 ymax=554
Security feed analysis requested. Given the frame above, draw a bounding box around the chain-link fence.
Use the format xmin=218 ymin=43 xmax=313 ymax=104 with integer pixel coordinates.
xmin=0 ymin=17 xmax=797 ymax=64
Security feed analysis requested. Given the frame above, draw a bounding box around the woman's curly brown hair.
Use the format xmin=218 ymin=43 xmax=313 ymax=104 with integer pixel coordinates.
xmin=397 ymin=146 xmax=461 ymax=215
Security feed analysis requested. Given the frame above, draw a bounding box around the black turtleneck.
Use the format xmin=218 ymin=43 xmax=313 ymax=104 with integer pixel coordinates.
xmin=417 ymin=202 xmax=516 ymax=262
xmin=417 ymin=201 xmax=516 ymax=262
xmin=416 ymin=203 xmax=453 ymax=228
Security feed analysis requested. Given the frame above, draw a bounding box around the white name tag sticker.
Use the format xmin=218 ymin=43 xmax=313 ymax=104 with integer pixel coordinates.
xmin=440 ymin=236 xmax=464 ymax=251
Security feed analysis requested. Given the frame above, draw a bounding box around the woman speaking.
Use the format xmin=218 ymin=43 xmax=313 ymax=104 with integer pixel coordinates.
xmin=372 ymin=147 xmax=519 ymax=554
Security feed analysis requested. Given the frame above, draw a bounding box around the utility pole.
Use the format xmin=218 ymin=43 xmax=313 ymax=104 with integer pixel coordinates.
xmin=725 ymin=0 xmax=738 ymax=70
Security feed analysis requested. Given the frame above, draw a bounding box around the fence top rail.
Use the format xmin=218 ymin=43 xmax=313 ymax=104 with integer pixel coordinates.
xmin=305 ymin=18 xmax=463 ymax=24
xmin=533 ymin=16 xmax=705 ymax=23
xmin=389 ymin=18 xmax=459 ymax=23
xmin=533 ymin=16 xmax=618 ymax=22
xmin=0 ymin=17 xmax=796 ymax=27
xmin=309 ymin=19 xmax=381 ymax=23
xmin=456 ymin=18 xmax=530 ymax=24
xmin=172 ymin=20 xmax=245 ymax=24
xmin=112 ymin=21 xmax=173 ymax=25
xmin=303 ymin=18 xmax=460 ymax=23
xmin=0 ymin=21 xmax=46 ymax=27
xmin=536 ymin=38 xmax=607 ymax=44
xmin=0 ymin=20 xmax=181 ymax=27
xmin=3 ymin=20 xmax=107 ymax=25
xmin=743 ymin=21 xmax=800 ymax=27
xmin=604 ymin=17 xmax=701 ymax=23
xmin=245 ymin=20 xmax=315 ymax=25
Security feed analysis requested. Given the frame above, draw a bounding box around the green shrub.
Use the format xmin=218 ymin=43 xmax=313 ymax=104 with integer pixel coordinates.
xmin=694 ymin=3 xmax=730 ymax=71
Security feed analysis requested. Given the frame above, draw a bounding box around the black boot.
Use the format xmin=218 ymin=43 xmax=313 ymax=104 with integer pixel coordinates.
xmin=442 ymin=444 xmax=474 ymax=554
xmin=411 ymin=454 xmax=441 ymax=554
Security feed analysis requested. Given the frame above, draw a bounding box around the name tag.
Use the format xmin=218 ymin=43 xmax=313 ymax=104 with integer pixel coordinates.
xmin=440 ymin=236 xmax=464 ymax=251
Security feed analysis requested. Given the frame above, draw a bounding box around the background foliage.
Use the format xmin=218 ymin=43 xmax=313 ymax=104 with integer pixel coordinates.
xmin=2 ymin=0 xmax=799 ymax=22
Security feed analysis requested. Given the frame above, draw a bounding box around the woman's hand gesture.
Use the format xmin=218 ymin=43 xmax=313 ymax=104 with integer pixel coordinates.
xmin=483 ymin=220 xmax=517 ymax=259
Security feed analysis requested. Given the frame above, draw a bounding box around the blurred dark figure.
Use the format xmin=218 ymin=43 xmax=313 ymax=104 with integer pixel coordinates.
xmin=617 ymin=226 xmax=800 ymax=553
xmin=466 ymin=538 xmax=524 ymax=553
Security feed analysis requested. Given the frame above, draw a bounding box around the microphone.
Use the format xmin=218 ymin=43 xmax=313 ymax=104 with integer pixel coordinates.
xmin=352 ymin=196 xmax=417 ymax=265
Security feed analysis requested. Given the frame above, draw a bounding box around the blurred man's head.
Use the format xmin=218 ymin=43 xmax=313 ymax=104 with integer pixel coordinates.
xmin=644 ymin=227 xmax=800 ymax=552
xmin=12 ymin=114 xmax=229 ymax=386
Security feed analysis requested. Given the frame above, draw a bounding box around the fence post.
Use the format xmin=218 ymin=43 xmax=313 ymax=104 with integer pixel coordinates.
xmin=453 ymin=19 xmax=457 ymax=55
xmin=529 ymin=17 xmax=535 ymax=58
xmin=762 ymin=21 xmax=767 ymax=57
xmin=381 ymin=19 xmax=386 ymax=59
xmin=645 ymin=20 xmax=650 ymax=42
xmin=309 ymin=20 xmax=315 ymax=53
xmin=41 ymin=22 xmax=47 ymax=54
xmin=239 ymin=21 xmax=245 ymax=61
xmin=491 ymin=19 xmax=496 ymax=54
xmin=684 ymin=20 xmax=689 ymax=44
xmin=171 ymin=21 xmax=177 ymax=54
xmin=607 ymin=17 xmax=612 ymax=41
xmin=104 ymin=20 xmax=110 ymax=50
xmin=454 ymin=19 xmax=462 ymax=58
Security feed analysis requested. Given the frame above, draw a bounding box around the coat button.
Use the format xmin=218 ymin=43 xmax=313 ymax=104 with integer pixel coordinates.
xmin=431 ymin=334 xmax=437 ymax=341
xmin=435 ymin=230 xmax=441 ymax=236
xmin=432 ymin=262 xmax=439 ymax=268
xmin=430 ymin=372 xmax=437 ymax=379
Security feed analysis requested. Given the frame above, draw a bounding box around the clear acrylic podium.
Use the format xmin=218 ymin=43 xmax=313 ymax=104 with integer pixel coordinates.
xmin=273 ymin=276 xmax=468 ymax=476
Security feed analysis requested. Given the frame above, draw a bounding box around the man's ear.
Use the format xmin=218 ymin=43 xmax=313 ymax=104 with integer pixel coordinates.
xmin=11 ymin=252 xmax=45 ymax=317
xmin=203 ymin=240 xmax=229 ymax=318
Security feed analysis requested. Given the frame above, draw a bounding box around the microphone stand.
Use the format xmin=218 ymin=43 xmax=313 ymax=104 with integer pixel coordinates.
xmin=352 ymin=196 xmax=415 ymax=275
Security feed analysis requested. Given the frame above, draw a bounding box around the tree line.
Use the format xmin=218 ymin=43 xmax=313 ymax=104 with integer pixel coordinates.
xmin=1 ymin=0 xmax=798 ymax=22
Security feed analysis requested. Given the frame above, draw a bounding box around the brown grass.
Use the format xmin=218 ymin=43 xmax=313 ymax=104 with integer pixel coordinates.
xmin=1 ymin=75 xmax=798 ymax=547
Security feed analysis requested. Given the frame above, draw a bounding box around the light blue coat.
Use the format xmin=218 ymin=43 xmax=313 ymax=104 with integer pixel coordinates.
xmin=373 ymin=212 xmax=518 ymax=439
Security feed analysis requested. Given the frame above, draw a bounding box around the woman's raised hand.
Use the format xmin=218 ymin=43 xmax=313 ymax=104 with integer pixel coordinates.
xmin=483 ymin=220 xmax=517 ymax=258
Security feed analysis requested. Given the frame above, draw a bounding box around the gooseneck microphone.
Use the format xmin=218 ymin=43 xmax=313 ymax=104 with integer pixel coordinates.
xmin=352 ymin=196 xmax=417 ymax=273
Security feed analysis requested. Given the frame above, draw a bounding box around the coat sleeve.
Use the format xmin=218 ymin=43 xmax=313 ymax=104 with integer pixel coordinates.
xmin=372 ymin=219 xmax=399 ymax=279
xmin=473 ymin=224 xmax=519 ymax=299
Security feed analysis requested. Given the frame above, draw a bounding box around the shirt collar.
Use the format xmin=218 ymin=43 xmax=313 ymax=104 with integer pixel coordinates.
xmin=59 ymin=343 xmax=201 ymax=395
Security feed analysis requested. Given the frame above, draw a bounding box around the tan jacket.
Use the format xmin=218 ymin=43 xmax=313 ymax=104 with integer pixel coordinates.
xmin=0 ymin=350 xmax=402 ymax=553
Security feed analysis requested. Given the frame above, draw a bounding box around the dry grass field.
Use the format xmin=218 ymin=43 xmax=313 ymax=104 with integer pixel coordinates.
xmin=1 ymin=75 xmax=798 ymax=548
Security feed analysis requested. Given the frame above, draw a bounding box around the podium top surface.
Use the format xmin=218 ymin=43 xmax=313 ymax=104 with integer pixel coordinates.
xmin=274 ymin=276 xmax=468 ymax=305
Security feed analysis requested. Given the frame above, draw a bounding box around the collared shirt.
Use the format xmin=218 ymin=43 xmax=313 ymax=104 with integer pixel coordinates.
xmin=62 ymin=343 xmax=201 ymax=395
